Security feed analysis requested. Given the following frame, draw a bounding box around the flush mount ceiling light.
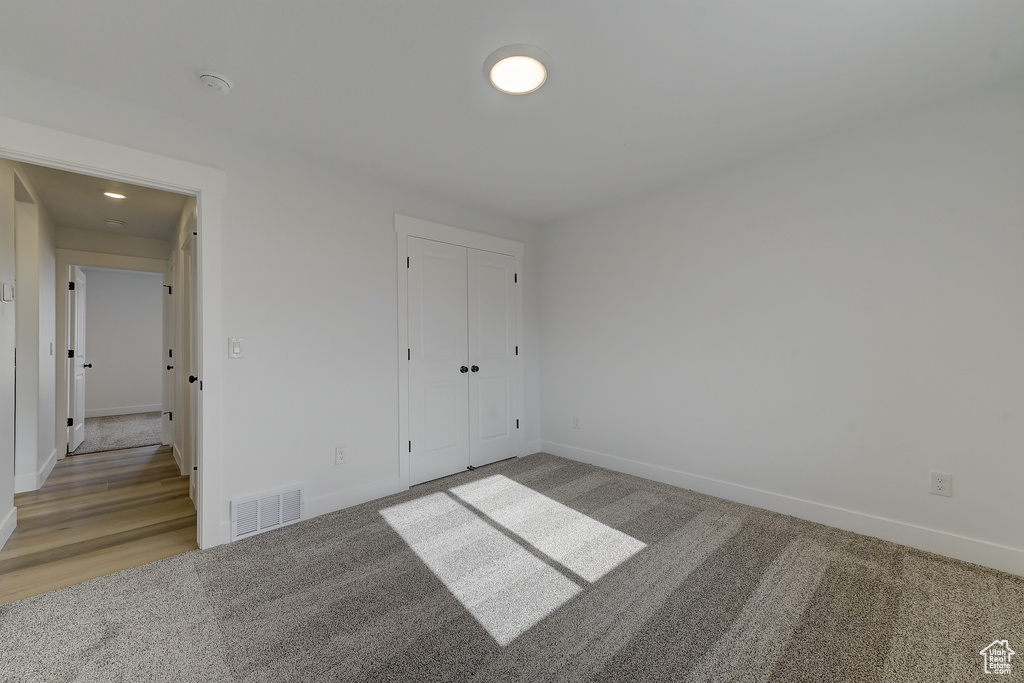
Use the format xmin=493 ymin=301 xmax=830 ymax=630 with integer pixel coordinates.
xmin=102 ymin=191 xmax=127 ymax=199
xmin=484 ymin=44 xmax=550 ymax=95
xmin=196 ymin=70 xmax=233 ymax=95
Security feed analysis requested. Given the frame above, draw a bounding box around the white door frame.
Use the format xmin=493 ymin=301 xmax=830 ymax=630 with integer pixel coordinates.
xmin=395 ymin=214 xmax=524 ymax=488
xmin=57 ymin=254 xmax=168 ymax=454
xmin=0 ymin=115 xmax=226 ymax=549
xmin=162 ymin=259 xmax=175 ymax=450
xmin=67 ymin=266 xmax=87 ymax=452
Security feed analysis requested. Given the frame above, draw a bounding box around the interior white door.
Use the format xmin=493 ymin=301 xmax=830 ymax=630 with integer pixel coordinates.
xmin=182 ymin=236 xmax=198 ymax=499
xmin=408 ymin=237 xmax=470 ymax=485
xmin=467 ymin=249 xmax=518 ymax=467
xmin=161 ymin=262 xmax=174 ymax=447
xmin=68 ymin=266 xmax=87 ymax=452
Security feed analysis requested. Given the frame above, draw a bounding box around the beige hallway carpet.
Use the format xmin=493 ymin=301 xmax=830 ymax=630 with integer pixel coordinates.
xmin=70 ymin=412 xmax=163 ymax=455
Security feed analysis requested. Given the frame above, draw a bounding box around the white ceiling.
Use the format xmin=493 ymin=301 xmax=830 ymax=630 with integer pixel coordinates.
xmin=17 ymin=163 xmax=187 ymax=242
xmin=2 ymin=1 xmax=1023 ymax=224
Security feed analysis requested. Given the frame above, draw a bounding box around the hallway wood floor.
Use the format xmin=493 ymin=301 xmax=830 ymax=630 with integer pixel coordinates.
xmin=0 ymin=444 xmax=197 ymax=604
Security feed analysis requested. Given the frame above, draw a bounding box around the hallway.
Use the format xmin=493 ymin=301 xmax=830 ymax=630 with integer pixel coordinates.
xmin=0 ymin=444 xmax=196 ymax=604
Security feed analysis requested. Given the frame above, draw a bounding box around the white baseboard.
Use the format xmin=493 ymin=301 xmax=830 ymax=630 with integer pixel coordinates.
xmin=305 ymin=476 xmax=407 ymax=520
xmin=14 ymin=448 xmax=61 ymax=493
xmin=172 ymin=443 xmax=185 ymax=475
xmin=0 ymin=506 xmax=17 ymax=550
xmin=542 ymin=441 xmax=1024 ymax=577
xmin=523 ymin=439 xmax=542 ymax=456
xmin=38 ymin=448 xmax=59 ymax=487
xmin=13 ymin=471 xmax=35 ymax=494
xmin=85 ymin=404 xmax=162 ymax=418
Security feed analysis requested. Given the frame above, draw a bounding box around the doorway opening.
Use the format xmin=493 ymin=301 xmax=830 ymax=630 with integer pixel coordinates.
xmin=65 ymin=266 xmax=167 ymax=458
xmin=0 ymin=118 xmax=225 ymax=552
xmin=0 ymin=159 xmax=204 ymax=601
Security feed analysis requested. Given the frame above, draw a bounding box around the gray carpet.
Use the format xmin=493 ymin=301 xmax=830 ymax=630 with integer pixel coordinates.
xmin=1 ymin=454 xmax=1021 ymax=682
xmin=70 ymin=412 xmax=163 ymax=455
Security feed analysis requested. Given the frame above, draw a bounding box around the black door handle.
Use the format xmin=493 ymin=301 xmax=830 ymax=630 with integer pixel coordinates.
xmin=83 ymin=363 xmax=93 ymax=368
xmin=460 ymin=366 xmax=469 ymax=373
xmin=167 ymin=365 xmax=174 ymax=370
xmin=189 ymin=375 xmax=198 ymax=383
xmin=471 ymin=365 xmax=479 ymax=372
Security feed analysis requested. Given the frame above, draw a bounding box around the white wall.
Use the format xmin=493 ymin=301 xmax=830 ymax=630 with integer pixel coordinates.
xmin=36 ymin=199 xmax=56 ymax=474
xmin=80 ymin=267 xmax=163 ymax=417
xmin=0 ymin=160 xmax=19 ymax=546
xmin=215 ymin=134 xmax=543 ymax=520
xmin=14 ymin=202 xmax=39 ymax=485
xmin=57 ymin=226 xmax=171 ymax=261
xmin=13 ymin=169 xmax=58 ymax=493
xmin=0 ymin=63 xmax=1020 ymax=574
xmin=0 ymin=65 xmax=541 ymax=545
xmin=540 ymin=79 xmax=1024 ymax=575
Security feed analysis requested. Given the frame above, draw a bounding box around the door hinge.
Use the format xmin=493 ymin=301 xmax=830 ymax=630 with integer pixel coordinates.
xmin=407 ymin=256 xmax=410 ymax=268
xmin=67 ymin=417 xmax=73 ymax=427
xmin=408 ymin=440 xmax=412 ymax=453
xmin=408 ymin=348 xmax=411 ymax=361
xmin=199 ymin=380 xmax=203 ymax=391
xmin=68 ymin=281 xmax=75 ymax=290
xmin=163 ymin=284 xmax=172 ymax=294
xmin=163 ymin=411 xmax=173 ymax=421
xmin=516 ymin=419 xmax=520 ymax=429
xmin=514 ymin=273 xmax=518 ymax=283
xmin=168 ymin=349 xmax=173 ymax=358
xmin=515 ymin=345 xmax=518 ymax=356
xmin=68 ymin=349 xmax=74 ymax=358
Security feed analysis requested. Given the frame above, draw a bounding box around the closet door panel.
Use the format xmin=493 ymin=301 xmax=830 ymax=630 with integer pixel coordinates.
xmin=408 ymin=237 xmax=469 ymax=485
xmin=476 ymin=375 xmax=511 ymax=442
xmin=468 ymin=249 xmax=518 ymax=467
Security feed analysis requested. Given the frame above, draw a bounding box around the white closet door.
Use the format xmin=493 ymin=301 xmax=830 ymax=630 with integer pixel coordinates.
xmin=408 ymin=237 xmax=470 ymax=485
xmin=468 ymin=248 xmax=518 ymax=467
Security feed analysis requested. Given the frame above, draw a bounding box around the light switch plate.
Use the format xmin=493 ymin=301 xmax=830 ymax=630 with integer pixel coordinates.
xmin=228 ymin=337 xmax=244 ymax=358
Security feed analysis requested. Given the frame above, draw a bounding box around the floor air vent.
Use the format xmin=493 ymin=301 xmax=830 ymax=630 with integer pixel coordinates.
xmin=231 ymin=484 xmax=304 ymax=541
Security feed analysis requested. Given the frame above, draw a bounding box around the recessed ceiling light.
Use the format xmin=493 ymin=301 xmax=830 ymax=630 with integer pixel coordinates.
xmin=484 ymin=45 xmax=550 ymax=95
xmin=102 ymin=191 xmax=127 ymax=199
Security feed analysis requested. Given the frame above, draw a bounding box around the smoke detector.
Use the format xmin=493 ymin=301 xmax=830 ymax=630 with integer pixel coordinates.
xmin=196 ymin=70 xmax=233 ymax=95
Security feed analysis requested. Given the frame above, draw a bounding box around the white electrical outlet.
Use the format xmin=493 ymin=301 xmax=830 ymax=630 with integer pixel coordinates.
xmin=335 ymin=447 xmax=347 ymax=465
xmin=930 ymin=471 xmax=952 ymax=497
xmin=572 ymin=416 xmax=580 ymax=429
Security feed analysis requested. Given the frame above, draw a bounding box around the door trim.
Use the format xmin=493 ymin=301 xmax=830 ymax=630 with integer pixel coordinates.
xmin=56 ymin=251 xmax=167 ymax=459
xmin=395 ymin=215 xmax=524 ymax=488
xmin=1 ymin=115 xmax=226 ymax=550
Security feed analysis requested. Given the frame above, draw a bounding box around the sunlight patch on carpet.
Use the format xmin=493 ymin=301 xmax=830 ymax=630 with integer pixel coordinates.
xmin=450 ymin=475 xmax=646 ymax=582
xmin=380 ymin=475 xmax=646 ymax=646
xmin=380 ymin=492 xmax=581 ymax=646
